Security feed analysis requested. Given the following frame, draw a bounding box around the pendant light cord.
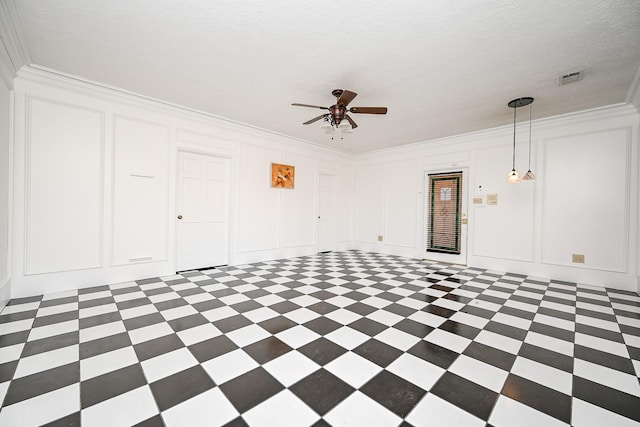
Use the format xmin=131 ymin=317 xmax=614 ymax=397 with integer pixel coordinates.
xmin=528 ymin=103 xmax=532 ymax=169
xmin=512 ymin=104 xmax=517 ymax=169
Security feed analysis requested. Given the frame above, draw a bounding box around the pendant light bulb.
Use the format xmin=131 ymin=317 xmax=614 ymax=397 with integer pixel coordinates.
xmin=507 ymin=169 xmax=521 ymax=184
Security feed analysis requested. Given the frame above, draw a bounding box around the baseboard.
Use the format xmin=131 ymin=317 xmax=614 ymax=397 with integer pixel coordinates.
xmin=0 ymin=277 xmax=10 ymax=312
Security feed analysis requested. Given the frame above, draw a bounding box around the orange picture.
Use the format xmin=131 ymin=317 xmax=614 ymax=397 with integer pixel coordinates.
xmin=271 ymin=163 xmax=295 ymax=189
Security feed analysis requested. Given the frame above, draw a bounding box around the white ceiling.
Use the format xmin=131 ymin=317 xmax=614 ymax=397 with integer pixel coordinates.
xmin=10 ymin=0 xmax=640 ymax=153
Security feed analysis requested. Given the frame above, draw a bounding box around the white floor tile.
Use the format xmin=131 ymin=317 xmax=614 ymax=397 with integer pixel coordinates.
xmin=426 ymin=329 xmax=471 ymax=353
xmin=387 ymin=353 xmax=445 ymax=391
xmin=81 ymin=385 xmax=157 ymax=426
xmin=324 ymin=326 xmax=370 ymax=350
xmin=127 ymin=322 xmax=173 ymax=345
xmin=572 ymin=397 xmax=639 ymax=427
xmin=533 ymin=313 xmax=575 ymax=331
xmin=574 ymin=333 xmax=628 ymax=357
xmin=78 ymin=290 xmax=112 ymax=302
xmin=243 ymin=389 xmax=320 ymax=427
xmin=141 ymin=348 xmax=198 ymax=383
xmin=162 ymin=387 xmax=239 ymax=427
xmin=0 ymin=343 xmax=25 ymax=364
xmin=0 ymin=318 xmax=34 ymax=335
xmin=448 ymin=354 xmax=508 ymax=392
xmin=367 ymin=310 xmax=403 ymax=326
xmin=160 ymin=305 xmax=198 ymax=321
xmin=29 ymin=319 xmax=79 ymax=341
xmin=14 ymin=344 xmax=79 ymax=378
xmin=325 ymin=351 xmax=383 ymax=388
xmin=226 ymin=324 xmax=270 ymax=347
xmin=325 ymin=391 xmax=402 ymax=427
xmin=276 ymin=325 xmax=321 ymax=349
xmin=80 ymin=346 xmax=138 ymax=381
xmin=375 ymin=328 xmax=421 ymax=351
xmin=489 ymin=395 xmax=567 ymax=427
xmin=202 ymin=348 xmax=259 ymax=384
xmin=80 ymin=320 xmax=126 ymax=343
xmin=492 ymin=312 xmax=532 ymax=330
xmin=120 ymin=304 xmax=157 ymax=320
xmin=243 ymin=306 xmax=279 ymax=323
xmin=406 ymin=393 xmax=484 ymax=427
xmin=283 ymin=307 xmax=320 ymax=324
xmin=177 ymin=323 xmax=222 ymax=346
xmin=511 ymin=356 xmax=572 ymax=394
xmin=79 ymin=303 xmax=118 ymax=319
xmin=450 ymin=311 xmax=489 ymax=329
xmin=201 ymin=306 xmax=237 ymax=322
xmin=0 ymin=383 xmax=79 ymax=426
xmin=37 ymin=302 xmax=79 ymax=317
xmin=574 ymin=359 xmax=640 ymax=397
xmin=263 ymin=350 xmax=320 ymax=387
xmin=524 ymin=331 xmax=573 ymax=357
xmin=326 ymin=308 xmax=363 ymax=325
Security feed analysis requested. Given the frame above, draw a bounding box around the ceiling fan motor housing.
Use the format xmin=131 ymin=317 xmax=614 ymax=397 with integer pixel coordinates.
xmin=329 ymin=104 xmax=347 ymax=126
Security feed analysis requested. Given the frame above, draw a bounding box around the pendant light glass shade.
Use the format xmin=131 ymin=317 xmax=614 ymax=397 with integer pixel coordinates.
xmin=507 ymin=169 xmax=521 ymax=183
xmin=506 ymin=97 xmax=534 ymax=184
xmin=521 ymin=100 xmax=536 ymax=180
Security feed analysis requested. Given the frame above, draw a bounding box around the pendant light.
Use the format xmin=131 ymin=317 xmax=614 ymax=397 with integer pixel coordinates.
xmin=506 ymin=97 xmax=534 ymax=184
xmin=521 ymin=98 xmax=536 ymax=180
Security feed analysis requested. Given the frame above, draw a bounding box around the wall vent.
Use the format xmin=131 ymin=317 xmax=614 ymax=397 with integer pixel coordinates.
xmin=559 ymin=70 xmax=584 ymax=85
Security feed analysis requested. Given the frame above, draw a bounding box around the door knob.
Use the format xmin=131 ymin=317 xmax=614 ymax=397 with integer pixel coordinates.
xmin=177 ymin=215 xmax=183 ymax=220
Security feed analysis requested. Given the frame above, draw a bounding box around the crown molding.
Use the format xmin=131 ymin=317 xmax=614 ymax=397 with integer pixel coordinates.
xmin=358 ymin=103 xmax=639 ymax=161
xmin=627 ymin=63 xmax=640 ymax=110
xmin=0 ymin=0 xmax=31 ymax=89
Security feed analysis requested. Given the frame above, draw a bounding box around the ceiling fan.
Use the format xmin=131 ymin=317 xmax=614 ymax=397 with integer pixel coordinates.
xmin=292 ymin=89 xmax=387 ymax=129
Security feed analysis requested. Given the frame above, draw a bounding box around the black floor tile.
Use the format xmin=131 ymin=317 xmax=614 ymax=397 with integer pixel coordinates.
xmin=501 ymin=374 xmax=572 ymax=423
xmin=21 ymin=331 xmax=79 ymax=357
xmin=353 ymin=339 xmax=403 ymax=368
xmin=289 ymin=368 xmax=354 ymax=415
xmin=134 ymin=334 xmax=184 ymax=361
xmin=81 ymin=364 xmax=146 ymax=408
xmin=219 ymin=367 xmax=284 ymax=413
xmin=360 ymin=370 xmax=426 ymax=418
xmin=408 ymin=340 xmax=459 ymax=369
xmin=79 ymin=332 xmax=132 ymax=360
xmin=150 ymin=365 xmax=215 ymax=411
xmin=188 ymin=335 xmax=238 ymax=363
xmin=243 ymin=336 xmax=292 ymax=364
xmin=4 ymin=362 xmax=80 ymax=406
xmin=431 ymin=372 xmax=498 ymax=420
xmin=298 ymin=337 xmax=347 ymax=365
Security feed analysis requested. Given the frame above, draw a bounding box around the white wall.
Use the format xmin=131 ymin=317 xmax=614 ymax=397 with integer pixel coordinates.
xmin=10 ymin=67 xmax=355 ymax=297
xmin=355 ymin=105 xmax=640 ymax=291
xmin=0 ymin=77 xmax=11 ymax=307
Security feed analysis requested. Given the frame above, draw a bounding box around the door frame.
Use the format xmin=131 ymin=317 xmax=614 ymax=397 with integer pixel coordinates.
xmin=316 ymin=171 xmax=338 ymax=253
xmin=422 ymin=167 xmax=469 ymax=265
xmin=175 ymin=148 xmax=233 ymax=271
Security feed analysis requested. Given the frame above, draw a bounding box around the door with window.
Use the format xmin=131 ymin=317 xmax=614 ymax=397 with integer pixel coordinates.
xmin=425 ymin=170 xmax=468 ymax=265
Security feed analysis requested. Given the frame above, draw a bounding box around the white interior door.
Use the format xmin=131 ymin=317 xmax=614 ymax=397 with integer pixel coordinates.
xmin=176 ymin=152 xmax=230 ymax=271
xmin=424 ymin=169 xmax=468 ymax=265
xmin=317 ymin=173 xmax=337 ymax=252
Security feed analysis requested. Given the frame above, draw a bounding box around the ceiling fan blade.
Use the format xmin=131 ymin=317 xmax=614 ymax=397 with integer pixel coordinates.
xmin=349 ymin=107 xmax=388 ymax=114
xmin=303 ymin=114 xmax=328 ymax=125
xmin=344 ymin=115 xmax=358 ymax=129
xmin=292 ymin=103 xmax=328 ymax=110
xmin=337 ymin=90 xmax=358 ymax=106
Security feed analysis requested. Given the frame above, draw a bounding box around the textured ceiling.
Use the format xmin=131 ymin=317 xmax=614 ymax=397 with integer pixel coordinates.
xmin=11 ymin=0 xmax=640 ymax=153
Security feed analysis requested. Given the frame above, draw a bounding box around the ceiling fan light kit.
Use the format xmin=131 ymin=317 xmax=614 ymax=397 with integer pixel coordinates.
xmin=292 ymin=89 xmax=388 ymax=137
xmin=506 ymin=96 xmax=535 ymax=184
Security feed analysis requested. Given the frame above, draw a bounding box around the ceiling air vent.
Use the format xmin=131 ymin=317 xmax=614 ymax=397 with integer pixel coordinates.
xmin=559 ymin=70 xmax=584 ymax=85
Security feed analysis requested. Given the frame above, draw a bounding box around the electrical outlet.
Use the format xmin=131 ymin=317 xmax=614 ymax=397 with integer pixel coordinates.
xmin=377 ymin=235 xmax=383 ymax=242
xmin=572 ymin=254 xmax=585 ymax=263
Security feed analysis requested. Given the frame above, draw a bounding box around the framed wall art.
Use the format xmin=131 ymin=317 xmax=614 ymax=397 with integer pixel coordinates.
xmin=271 ymin=163 xmax=295 ymax=189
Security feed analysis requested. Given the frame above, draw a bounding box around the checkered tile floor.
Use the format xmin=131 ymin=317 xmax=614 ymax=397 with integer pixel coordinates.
xmin=0 ymin=251 xmax=639 ymax=426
